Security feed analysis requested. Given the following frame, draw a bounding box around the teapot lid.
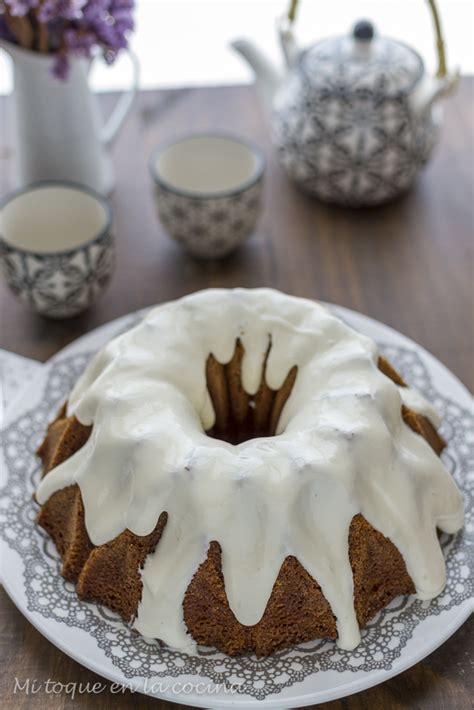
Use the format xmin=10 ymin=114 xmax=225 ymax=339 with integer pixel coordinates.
xmin=300 ymin=20 xmax=424 ymax=97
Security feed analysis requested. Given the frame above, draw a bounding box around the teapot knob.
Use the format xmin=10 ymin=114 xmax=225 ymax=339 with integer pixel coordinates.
xmin=352 ymin=20 xmax=375 ymax=41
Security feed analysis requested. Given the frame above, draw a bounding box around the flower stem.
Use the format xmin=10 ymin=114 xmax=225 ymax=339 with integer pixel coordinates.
xmin=4 ymin=10 xmax=34 ymax=49
xmin=37 ymin=22 xmax=49 ymax=53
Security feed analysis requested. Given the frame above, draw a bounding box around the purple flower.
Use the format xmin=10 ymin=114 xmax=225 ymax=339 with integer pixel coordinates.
xmin=1 ymin=0 xmax=135 ymax=79
xmin=51 ymin=50 xmax=69 ymax=79
xmin=64 ymin=26 xmax=96 ymax=55
xmin=38 ymin=1 xmax=87 ymax=24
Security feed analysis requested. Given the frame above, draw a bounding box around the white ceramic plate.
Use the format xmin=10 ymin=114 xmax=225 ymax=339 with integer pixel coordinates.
xmin=1 ymin=302 xmax=473 ymax=708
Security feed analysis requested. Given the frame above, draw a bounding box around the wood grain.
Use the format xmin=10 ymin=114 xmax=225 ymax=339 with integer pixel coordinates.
xmin=0 ymin=80 xmax=473 ymax=709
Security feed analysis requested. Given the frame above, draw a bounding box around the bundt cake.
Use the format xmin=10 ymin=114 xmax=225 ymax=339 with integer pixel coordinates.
xmin=35 ymin=289 xmax=464 ymax=656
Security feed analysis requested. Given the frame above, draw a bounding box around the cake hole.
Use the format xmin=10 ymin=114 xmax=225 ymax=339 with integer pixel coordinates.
xmin=205 ymin=339 xmax=298 ymax=445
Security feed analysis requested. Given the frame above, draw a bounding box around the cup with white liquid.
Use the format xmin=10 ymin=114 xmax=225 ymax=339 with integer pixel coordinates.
xmin=0 ymin=181 xmax=114 ymax=318
xmin=150 ymin=134 xmax=265 ymax=259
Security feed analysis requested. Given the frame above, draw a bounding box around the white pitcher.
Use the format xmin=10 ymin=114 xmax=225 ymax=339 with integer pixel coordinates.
xmin=1 ymin=41 xmax=139 ymax=195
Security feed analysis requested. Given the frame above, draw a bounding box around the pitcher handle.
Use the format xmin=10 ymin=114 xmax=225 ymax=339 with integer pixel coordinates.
xmin=101 ymin=48 xmax=140 ymax=148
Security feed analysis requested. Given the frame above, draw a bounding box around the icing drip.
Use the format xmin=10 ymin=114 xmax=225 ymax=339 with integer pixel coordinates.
xmin=36 ymin=289 xmax=464 ymax=652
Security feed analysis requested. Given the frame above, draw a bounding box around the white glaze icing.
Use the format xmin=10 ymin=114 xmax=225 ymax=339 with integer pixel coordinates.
xmin=36 ymin=289 xmax=464 ymax=652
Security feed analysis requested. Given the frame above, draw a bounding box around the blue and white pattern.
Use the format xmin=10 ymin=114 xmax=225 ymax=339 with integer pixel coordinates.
xmin=153 ymin=182 xmax=263 ymax=259
xmin=0 ymin=231 xmax=115 ymax=319
xmin=0 ymin=349 xmax=43 ymax=413
xmin=272 ymin=36 xmax=440 ymax=206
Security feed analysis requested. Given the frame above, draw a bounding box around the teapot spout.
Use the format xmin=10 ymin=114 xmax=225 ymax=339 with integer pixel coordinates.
xmin=231 ymin=39 xmax=282 ymax=116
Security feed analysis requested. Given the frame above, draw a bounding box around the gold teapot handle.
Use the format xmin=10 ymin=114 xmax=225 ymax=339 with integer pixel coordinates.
xmin=287 ymin=0 xmax=449 ymax=79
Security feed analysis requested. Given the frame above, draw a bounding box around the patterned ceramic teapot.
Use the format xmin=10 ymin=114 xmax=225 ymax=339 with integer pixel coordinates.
xmin=232 ymin=1 xmax=458 ymax=206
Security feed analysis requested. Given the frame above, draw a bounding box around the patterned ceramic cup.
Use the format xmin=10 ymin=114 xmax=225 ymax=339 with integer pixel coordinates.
xmin=150 ymin=134 xmax=265 ymax=258
xmin=0 ymin=182 xmax=114 ymax=319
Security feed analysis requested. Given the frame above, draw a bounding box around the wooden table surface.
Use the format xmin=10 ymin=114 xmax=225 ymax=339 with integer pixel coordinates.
xmin=0 ymin=81 xmax=473 ymax=709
